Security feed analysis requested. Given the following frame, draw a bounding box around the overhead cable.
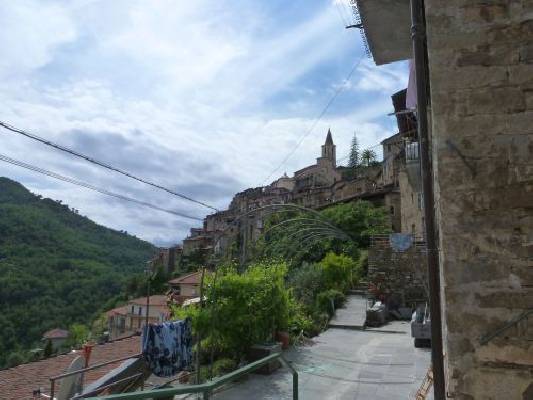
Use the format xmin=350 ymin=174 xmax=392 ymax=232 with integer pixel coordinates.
xmin=0 ymin=121 xmax=219 ymax=212
xmin=261 ymin=55 xmax=364 ymax=185
xmin=0 ymin=153 xmax=203 ymax=221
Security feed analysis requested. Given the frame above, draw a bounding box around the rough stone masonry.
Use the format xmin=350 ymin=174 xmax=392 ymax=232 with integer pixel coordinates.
xmin=425 ymin=0 xmax=533 ymax=398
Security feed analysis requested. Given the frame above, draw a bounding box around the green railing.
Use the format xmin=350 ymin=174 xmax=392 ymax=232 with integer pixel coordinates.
xmin=86 ymin=352 xmax=298 ymax=400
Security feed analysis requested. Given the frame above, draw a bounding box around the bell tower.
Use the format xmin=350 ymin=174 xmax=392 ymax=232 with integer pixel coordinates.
xmin=321 ymin=129 xmax=336 ymax=166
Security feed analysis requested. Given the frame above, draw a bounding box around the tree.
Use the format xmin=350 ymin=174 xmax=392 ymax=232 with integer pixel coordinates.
xmin=43 ymin=339 xmax=53 ymax=358
xmin=361 ymin=149 xmax=377 ymax=166
xmin=68 ymin=324 xmax=89 ymax=348
xmin=347 ymin=132 xmax=360 ymax=168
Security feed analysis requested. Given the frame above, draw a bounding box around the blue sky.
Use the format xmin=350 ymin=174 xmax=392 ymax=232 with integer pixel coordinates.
xmin=0 ymin=0 xmax=407 ymax=245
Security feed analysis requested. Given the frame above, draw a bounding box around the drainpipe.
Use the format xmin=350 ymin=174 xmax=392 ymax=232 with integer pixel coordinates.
xmin=410 ymin=0 xmax=446 ymax=399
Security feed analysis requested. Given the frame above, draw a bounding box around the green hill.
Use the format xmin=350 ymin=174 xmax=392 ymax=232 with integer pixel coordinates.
xmin=0 ymin=177 xmax=155 ymax=368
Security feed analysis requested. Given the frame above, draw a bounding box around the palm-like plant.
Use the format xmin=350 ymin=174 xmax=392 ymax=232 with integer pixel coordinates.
xmin=361 ymin=149 xmax=377 ymax=166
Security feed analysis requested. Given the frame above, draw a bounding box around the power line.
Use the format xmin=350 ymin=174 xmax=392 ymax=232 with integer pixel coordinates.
xmin=0 ymin=153 xmax=203 ymax=221
xmin=0 ymin=121 xmax=219 ymax=212
xmin=261 ymin=55 xmax=364 ymax=185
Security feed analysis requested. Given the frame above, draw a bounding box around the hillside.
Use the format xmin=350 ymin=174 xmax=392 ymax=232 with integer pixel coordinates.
xmin=0 ymin=177 xmax=156 ymax=368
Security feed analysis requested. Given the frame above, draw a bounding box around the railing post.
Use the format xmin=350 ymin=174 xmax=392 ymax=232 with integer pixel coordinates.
xmin=50 ymin=379 xmax=55 ymax=400
xmin=279 ymin=355 xmax=298 ymax=400
xmin=292 ymin=370 xmax=298 ymax=400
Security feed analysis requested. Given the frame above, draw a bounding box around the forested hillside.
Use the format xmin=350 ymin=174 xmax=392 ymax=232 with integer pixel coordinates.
xmin=0 ymin=177 xmax=155 ymax=368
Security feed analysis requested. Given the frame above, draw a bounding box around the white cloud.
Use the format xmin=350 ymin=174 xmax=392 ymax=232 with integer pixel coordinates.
xmin=0 ymin=0 xmax=76 ymax=78
xmin=355 ymin=59 xmax=408 ymax=92
xmin=0 ymin=1 xmax=407 ymax=245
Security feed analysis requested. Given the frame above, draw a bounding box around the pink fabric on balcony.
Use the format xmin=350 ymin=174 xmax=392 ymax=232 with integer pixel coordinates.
xmin=406 ymin=59 xmax=417 ymax=109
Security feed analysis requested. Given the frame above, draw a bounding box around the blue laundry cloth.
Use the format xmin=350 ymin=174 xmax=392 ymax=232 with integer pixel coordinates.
xmin=141 ymin=319 xmax=192 ymax=377
xmin=390 ymin=233 xmax=413 ymax=252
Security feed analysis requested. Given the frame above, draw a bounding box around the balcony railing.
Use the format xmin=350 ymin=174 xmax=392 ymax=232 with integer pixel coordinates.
xmin=405 ymin=142 xmax=419 ymax=162
xmin=85 ymin=352 xmax=298 ymax=400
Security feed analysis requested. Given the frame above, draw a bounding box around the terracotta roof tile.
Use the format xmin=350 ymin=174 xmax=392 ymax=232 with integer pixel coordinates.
xmin=42 ymin=328 xmax=69 ymax=340
xmin=129 ymin=295 xmax=168 ymax=307
xmin=0 ymin=336 xmax=141 ymax=399
xmin=168 ymin=271 xmax=202 ymax=285
xmin=106 ymin=305 xmax=129 ymax=317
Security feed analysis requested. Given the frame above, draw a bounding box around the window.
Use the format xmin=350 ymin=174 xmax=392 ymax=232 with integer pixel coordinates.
xmin=390 ymin=205 xmax=395 ymax=215
xmin=138 ymin=306 xmax=142 ymax=316
xmin=131 ymin=305 xmax=134 ymax=314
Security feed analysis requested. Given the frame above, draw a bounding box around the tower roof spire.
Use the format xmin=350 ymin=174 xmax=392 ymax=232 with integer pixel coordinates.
xmin=325 ymin=128 xmax=333 ymax=145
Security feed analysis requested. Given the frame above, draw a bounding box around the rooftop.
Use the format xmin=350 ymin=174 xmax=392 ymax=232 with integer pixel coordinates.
xmin=42 ymin=328 xmax=69 ymax=340
xmin=129 ymin=295 xmax=168 ymax=307
xmin=0 ymin=336 xmax=141 ymax=399
xmin=168 ymin=271 xmax=202 ymax=286
xmin=106 ymin=305 xmax=129 ymax=317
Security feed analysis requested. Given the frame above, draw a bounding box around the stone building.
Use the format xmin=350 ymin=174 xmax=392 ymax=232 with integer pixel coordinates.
xmin=357 ymin=0 xmax=533 ymax=397
xmin=106 ymin=295 xmax=169 ymax=340
xmin=181 ymin=127 xmax=414 ymax=262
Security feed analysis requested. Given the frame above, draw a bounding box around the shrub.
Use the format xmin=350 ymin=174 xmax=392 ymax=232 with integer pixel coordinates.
xmin=175 ymin=261 xmax=290 ymax=358
xmin=317 ymin=290 xmax=346 ymax=316
xmin=287 ymin=295 xmax=313 ymax=335
xmin=288 ymin=262 xmax=325 ymax=308
xmin=320 ymin=252 xmax=360 ymax=291
xmin=212 ymin=358 xmax=237 ymax=376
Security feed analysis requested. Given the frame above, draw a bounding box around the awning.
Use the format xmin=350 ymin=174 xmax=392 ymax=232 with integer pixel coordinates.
xmin=356 ymin=0 xmax=412 ymax=65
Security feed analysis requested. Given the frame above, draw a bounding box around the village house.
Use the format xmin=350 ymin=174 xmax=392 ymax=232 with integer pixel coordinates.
xmin=41 ymin=328 xmax=70 ymax=352
xmin=181 ymin=128 xmax=410 ymax=262
xmin=168 ymin=271 xmax=202 ymax=305
xmin=107 ymin=295 xmax=170 ymax=341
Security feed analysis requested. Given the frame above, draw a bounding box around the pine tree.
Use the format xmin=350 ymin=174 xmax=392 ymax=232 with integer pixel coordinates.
xmin=348 ymin=132 xmax=360 ymax=168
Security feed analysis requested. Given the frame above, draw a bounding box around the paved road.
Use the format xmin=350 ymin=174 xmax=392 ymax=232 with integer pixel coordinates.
xmin=328 ymin=294 xmax=367 ymax=329
xmin=212 ymin=321 xmax=432 ymax=400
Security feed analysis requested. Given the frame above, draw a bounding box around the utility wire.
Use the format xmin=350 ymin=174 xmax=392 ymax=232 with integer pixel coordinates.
xmin=0 ymin=121 xmax=219 ymax=212
xmin=261 ymin=55 xmax=364 ymax=186
xmin=0 ymin=153 xmax=203 ymax=221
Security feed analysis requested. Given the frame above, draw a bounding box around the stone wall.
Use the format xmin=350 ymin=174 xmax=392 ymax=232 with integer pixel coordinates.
xmin=425 ymin=0 xmax=533 ymax=397
xmin=368 ymin=237 xmax=428 ymax=308
xmin=399 ymin=168 xmax=425 ymax=236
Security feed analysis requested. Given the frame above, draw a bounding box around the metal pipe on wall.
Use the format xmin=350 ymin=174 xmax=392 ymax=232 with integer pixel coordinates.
xmin=410 ymin=0 xmax=446 ymax=398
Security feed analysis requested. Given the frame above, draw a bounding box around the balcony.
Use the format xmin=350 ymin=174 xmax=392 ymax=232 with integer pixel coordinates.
xmin=405 ymin=142 xmax=421 ymax=191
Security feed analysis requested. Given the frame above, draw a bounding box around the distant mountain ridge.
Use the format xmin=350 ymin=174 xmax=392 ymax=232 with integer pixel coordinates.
xmin=0 ymin=177 xmax=155 ymax=368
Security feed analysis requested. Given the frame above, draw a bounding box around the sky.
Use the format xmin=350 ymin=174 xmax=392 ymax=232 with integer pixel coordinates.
xmin=0 ymin=0 xmax=408 ymax=246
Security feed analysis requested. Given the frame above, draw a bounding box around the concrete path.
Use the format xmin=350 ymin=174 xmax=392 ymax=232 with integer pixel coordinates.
xmin=210 ymin=322 xmax=432 ymax=400
xmin=328 ymin=294 xmax=367 ymax=329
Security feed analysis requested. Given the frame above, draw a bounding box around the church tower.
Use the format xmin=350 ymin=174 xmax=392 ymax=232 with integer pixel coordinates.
xmin=321 ymin=129 xmax=336 ymax=166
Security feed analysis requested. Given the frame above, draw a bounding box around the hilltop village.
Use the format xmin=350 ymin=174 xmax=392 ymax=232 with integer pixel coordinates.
xmin=177 ymin=89 xmax=424 ymax=264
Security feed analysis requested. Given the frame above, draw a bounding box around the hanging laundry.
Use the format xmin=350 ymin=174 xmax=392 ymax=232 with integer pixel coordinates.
xmin=141 ymin=319 xmax=193 ymax=377
xmin=390 ymin=233 xmax=413 ymax=252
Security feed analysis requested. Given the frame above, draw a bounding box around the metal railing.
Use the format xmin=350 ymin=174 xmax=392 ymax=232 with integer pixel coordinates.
xmin=49 ymin=353 xmax=143 ymax=399
xmin=85 ymin=352 xmax=298 ymax=400
xmin=405 ymin=142 xmax=419 ymax=162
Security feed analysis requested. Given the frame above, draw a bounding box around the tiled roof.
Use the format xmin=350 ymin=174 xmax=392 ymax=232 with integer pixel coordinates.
xmin=106 ymin=305 xmax=129 ymax=317
xmin=129 ymin=295 xmax=168 ymax=307
xmin=168 ymin=271 xmax=201 ymax=285
xmin=168 ymin=293 xmax=195 ymax=306
xmin=0 ymin=336 xmax=141 ymax=399
xmin=42 ymin=328 xmax=69 ymax=340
